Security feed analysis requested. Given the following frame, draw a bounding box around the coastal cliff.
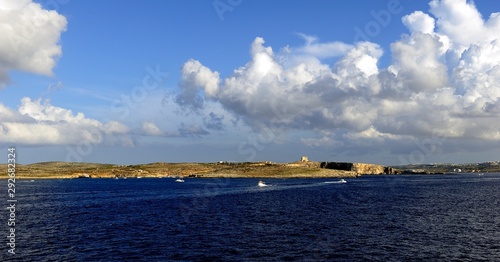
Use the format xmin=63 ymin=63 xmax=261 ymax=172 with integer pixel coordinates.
xmin=320 ymin=162 xmax=397 ymax=175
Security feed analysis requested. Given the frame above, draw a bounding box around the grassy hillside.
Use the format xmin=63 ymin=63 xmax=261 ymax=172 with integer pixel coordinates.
xmin=3 ymin=160 xmax=498 ymax=179
xmin=0 ymin=161 xmax=356 ymax=179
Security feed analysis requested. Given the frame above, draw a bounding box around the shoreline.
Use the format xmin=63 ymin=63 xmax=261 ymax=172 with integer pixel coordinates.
xmin=0 ymin=161 xmax=362 ymax=179
xmin=1 ymin=160 xmax=498 ymax=180
xmin=1 ymin=172 xmax=495 ymax=180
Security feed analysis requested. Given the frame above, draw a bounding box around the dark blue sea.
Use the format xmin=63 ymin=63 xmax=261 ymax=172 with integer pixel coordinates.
xmin=1 ymin=174 xmax=500 ymax=261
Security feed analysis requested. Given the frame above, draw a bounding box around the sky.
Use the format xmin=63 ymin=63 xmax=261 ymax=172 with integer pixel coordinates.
xmin=1 ymin=0 xmax=500 ymax=165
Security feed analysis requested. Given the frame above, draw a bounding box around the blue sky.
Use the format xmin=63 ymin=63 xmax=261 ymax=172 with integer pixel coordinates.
xmin=1 ymin=0 xmax=500 ymax=165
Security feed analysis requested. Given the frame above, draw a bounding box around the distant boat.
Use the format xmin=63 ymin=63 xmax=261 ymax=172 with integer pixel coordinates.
xmin=175 ymin=178 xmax=185 ymax=183
xmin=258 ymin=180 xmax=268 ymax=187
xmin=339 ymin=179 xmax=347 ymax=184
xmin=478 ymin=173 xmax=484 ymax=176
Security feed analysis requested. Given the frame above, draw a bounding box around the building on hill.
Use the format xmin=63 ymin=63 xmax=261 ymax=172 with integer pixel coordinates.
xmin=300 ymin=156 xmax=309 ymax=162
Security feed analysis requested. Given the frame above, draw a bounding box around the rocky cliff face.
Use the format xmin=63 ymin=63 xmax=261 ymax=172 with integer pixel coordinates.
xmin=320 ymin=162 xmax=396 ymax=175
xmin=352 ymin=163 xmax=385 ymax=175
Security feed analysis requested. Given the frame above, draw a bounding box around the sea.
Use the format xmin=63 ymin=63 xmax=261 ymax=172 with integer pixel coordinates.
xmin=1 ymin=174 xmax=499 ymax=261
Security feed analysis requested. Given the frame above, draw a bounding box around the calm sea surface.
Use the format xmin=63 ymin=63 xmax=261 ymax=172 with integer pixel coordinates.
xmin=1 ymin=174 xmax=499 ymax=261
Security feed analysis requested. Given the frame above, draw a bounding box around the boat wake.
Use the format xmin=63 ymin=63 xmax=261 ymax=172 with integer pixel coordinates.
xmin=324 ymin=179 xmax=347 ymax=184
xmin=171 ymin=179 xmax=351 ymax=199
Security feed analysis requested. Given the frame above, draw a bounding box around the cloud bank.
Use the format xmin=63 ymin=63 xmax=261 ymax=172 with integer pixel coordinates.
xmin=0 ymin=98 xmax=132 ymax=146
xmin=0 ymin=0 xmax=67 ymax=88
xmin=175 ymin=0 xmax=500 ymax=156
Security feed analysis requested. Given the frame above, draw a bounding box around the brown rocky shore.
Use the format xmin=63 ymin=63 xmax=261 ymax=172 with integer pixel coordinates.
xmin=0 ymin=159 xmax=395 ymax=179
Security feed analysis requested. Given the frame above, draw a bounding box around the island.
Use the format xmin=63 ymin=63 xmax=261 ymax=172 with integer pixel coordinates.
xmin=1 ymin=156 xmax=499 ymax=179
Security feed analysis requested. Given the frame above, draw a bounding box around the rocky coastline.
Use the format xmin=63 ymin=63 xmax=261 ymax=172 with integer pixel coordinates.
xmin=0 ymin=159 xmax=384 ymax=179
xmin=1 ymin=158 xmax=498 ymax=179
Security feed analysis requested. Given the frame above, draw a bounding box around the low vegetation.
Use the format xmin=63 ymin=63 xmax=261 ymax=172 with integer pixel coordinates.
xmin=2 ymin=160 xmax=498 ymax=179
xmin=0 ymin=161 xmax=356 ymax=179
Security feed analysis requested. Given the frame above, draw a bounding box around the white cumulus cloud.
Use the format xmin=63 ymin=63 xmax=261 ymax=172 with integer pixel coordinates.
xmin=402 ymin=11 xmax=435 ymax=34
xmin=174 ymin=0 xmax=500 ymax=156
xmin=142 ymin=122 xmax=163 ymax=136
xmin=0 ymin=98 xmax=132 ymax=146
xmin=0 ymin=0 xmax=67 ymax=88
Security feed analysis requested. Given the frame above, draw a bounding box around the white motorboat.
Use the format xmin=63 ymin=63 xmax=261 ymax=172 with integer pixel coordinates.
xmin=339 ymin=179 xmax=347 ymax=184
xmin=175 ymin=178 xmax=185 ymax=183
xmin=258 ymin=180 xmax=267 ymax=187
